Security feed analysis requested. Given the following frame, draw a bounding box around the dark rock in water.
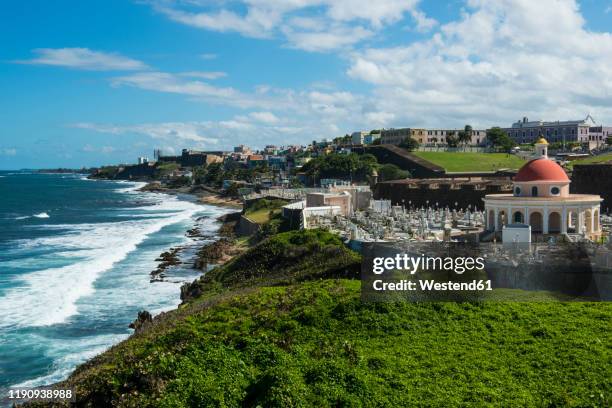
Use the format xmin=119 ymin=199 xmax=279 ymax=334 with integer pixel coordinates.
xmin=186 ymin=227 xmax=202 ymax=238
xmin=151 ymin=247 xmax=182 ymax=278
xmin=129 ymin=310 xmax=153 ymax=333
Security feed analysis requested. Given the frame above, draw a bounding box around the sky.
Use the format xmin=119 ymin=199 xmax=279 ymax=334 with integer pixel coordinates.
xmin=1 ymin=0 xmax=612 ymax=169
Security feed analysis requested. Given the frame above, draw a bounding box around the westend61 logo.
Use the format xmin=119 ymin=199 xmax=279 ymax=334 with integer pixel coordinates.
xmin=360 ymin=242 xmax=611 ymax=302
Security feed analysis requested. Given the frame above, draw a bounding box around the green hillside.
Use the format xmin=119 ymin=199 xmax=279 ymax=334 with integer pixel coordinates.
xmin=412 ymin=152 xmax=526 ymax=172
xmin=31 ymin=230 xmax=611 ymax=407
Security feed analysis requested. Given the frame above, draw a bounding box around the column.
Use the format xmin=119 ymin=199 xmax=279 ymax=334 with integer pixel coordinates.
xmin=561 ymin=207 xmax=567 ymax=234
xmin=578 ymin=211 xmax=584 ymax=234
xmin=543 ymin=207 xmax=549 ymax=234
xmin=507 ymin=206 xmax=512 ymax=225
xmin=494 ymin=208 xmax=499 ymax=231
xmin=524 ymin=207 xmax=529 ymax=226
xmin=590 ymin=207 xmax=595 ymax=234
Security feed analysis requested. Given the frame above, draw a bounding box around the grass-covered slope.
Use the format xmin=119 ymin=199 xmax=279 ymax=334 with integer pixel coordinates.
xmin=181 ymin=229 xmax=361 ymax=300
xmin=29 ymin=230 xmax=611 ymax=407
xmin=412 ymin=152 xmax=526 ymax=172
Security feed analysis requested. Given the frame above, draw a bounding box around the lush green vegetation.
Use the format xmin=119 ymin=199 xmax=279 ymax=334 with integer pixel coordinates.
xmin=39 ymin=229 xmax=611 ymax=407
xmin=156 ymin=162 xmax=180 ymax=174
xmin=413 ymin=152 xmax=526 ymax=172
xmin=378 ymin=163 xmax=410 ymax=181
xmin=486 ymin=127 xmax=515 ymax=151
xmin=91 ymin=165 xmax=121 ymax=178
xmin=300 ymin=153 xmax=378 ymax=183
xmin=47 ymin=284 xmax=611 ymax=407
xmin=194 ymin=162 xmax=271 ymax=189
xmin=189 ymin=229 xmax=360 ymax=293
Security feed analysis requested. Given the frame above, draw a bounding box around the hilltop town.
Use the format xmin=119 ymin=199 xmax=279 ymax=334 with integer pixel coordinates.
xmin=87 ymin=115 xmax=612 ymax=248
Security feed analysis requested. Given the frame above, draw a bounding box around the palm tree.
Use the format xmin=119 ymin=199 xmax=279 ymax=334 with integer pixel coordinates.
xmin=457 ymin=125 xmax=473 ymax=150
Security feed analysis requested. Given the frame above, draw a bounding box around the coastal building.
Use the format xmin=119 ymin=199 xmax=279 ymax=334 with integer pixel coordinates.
xmin=483 ymin=138 xmax=603 ymax=240
xmin=351 ymin=131 xmax=369 ymax=145
xmin=364 ymin=133 xmax=381 ymax=145
xmin=329 ymin=185 xmax=373 ymax=211
xmin=381 ymin=128 xmax=411 ymax=145
xmin=263 ymin=145 xmax=279 ymax=155
xmin=380 ymin=127 xmax=486 ymax=146
xmin=502 ymin=115 xmax=597 ymax=145
xmin=267 ymin=155 xmax=287 ymax=170
xmin=247 ymin=154 xmax=266 ymax=168
xmin=588 ymin=126 xmax=612 ymax=148
xmin=234 ymin=145 xmax=251 ymax=154
xmin=158 ymin=149 xmax=224 ymax=167
xmin=421 ymin=129 xmax=486 ymax=145
xmin=306 ymin=191 xmax=352 ymax=216
xmin=137 ymin=156 xmax=149 ymax=164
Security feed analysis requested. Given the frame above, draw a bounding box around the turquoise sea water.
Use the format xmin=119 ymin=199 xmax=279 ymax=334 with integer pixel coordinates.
xmin=0 ymin=171 xmax=228 ymax=397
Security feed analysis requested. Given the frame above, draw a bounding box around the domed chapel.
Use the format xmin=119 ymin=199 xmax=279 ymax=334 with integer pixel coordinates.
xmin=483 ymin=138 xmax=602 ymax=240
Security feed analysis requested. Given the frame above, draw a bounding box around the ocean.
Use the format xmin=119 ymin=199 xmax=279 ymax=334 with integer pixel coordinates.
xmin=0 ymin=171 xmax=229 ymax=395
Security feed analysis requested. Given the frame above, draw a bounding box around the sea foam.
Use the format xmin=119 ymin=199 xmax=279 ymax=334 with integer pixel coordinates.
xmin=0 ymin=195 xmax=203 ymax=329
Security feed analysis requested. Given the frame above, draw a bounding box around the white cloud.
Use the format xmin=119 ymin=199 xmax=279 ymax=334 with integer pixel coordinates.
xmin=249 ymin=111 xmax=280 ymax=123
xmin=409 ymin=9 xmax=438 ymax=32
xmin=179 ymin=71 xmax=227 ymax=80
xmin=200 ymin=53 xmax=218 ymax=60
xmin=110 ymin=71 xmax=284 ymax=109
xmin=281 ymin=23 xmax=374 ymax=52
xmin=0 ymin=148 xmax=17 ymax=156
xmin=153 ymin=5 xmax=279 ymax=39
xmin=346 ymin=0 xmax=612 ymax=127
xmin=82 ymin=144 xmax=116 ymax=153
xmin=16 ymin=48 xmax=147 ymax=71
xmin=72 ymin=122 xmax=219 ymax=145
xmin=147 ymin=0 xmax=431 ymax=52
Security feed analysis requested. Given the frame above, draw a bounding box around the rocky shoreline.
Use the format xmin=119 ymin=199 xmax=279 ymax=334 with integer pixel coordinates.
xmin=138 ymin=181 xmax=242 ymax=209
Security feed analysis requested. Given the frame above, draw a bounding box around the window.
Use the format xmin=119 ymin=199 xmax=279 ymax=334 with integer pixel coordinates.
xmin=514 ymin=211 xmax=523 ymax=223
xmin=514 ymin=186 xmax=521 ymax=196
xmin=531 ymin=186 xmax=538 ymax=196
xmin=551 ymin=186 xmax=560 ymax=195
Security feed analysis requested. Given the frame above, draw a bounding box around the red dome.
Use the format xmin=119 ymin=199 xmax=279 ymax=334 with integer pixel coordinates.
xmin=514 ymin=158 xmax=569 ymax=182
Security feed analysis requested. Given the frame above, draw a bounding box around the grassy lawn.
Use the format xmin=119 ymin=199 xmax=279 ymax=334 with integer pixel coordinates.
xmin=245 ymin=208 xmax=280 ymax=224
xmin=566 ymin=152 xmax=612 ymax=169
xmin=413 ymin=151 xmax=526 ymax=172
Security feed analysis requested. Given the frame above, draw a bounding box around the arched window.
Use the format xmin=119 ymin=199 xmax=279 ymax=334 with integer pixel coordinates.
xmin=531 ymin=186 xmax=538 ymax=197
xmin=513 ymin=211 xmax=523 ymax=223
xmin=550 ymin=186 xmax=560 ymax=195
xmin=514 ymin=186 xmax=521 ymax=196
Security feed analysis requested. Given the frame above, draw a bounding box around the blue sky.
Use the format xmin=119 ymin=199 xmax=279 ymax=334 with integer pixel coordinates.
xmin=1 ymin=0 xmax=612 ymax=169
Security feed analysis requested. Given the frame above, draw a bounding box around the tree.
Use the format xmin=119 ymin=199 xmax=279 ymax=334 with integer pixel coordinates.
xmin=399 ymin=137 xmax=420 ymax=151
xmin=446 ymin=134 xmax=459 ymax=148
xmin=607 ymin=136 xmax=612 ymax=146
xmin=372 ymin=138 xmax=382 ymax=145
xmin=487 ymin=127 xmax=514 ymax=152
xmin=378 ymin=164 xmax=410 ymax=181
xmin=300 ymin=152 xmax=378 ymax=185
xmin=456 ymin=125 xmax=473 ymax=148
